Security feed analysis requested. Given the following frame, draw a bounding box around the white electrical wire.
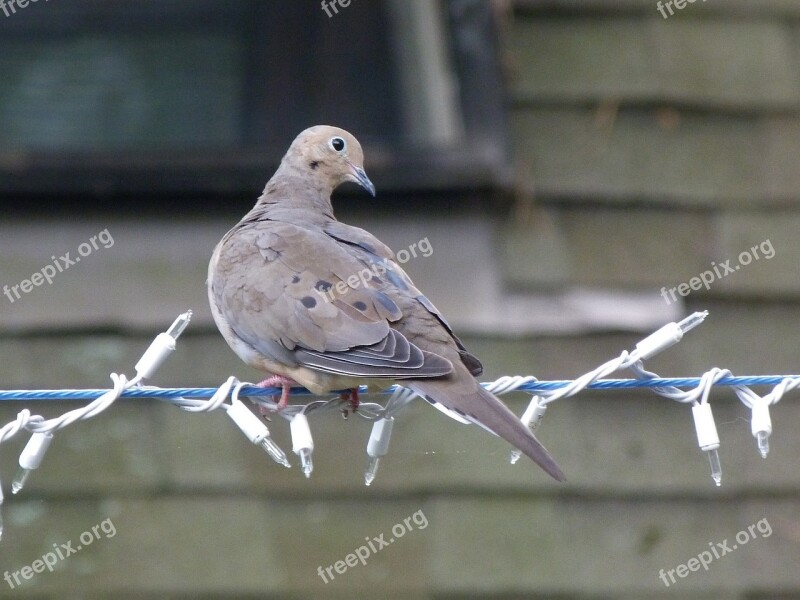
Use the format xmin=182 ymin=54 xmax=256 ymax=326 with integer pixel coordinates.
xmin=0 ymin=306 xmax=798 ymax=540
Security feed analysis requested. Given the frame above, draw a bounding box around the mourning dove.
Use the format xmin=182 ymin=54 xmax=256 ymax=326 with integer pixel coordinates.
xmin=208 ymin=125 xmax=565 ymax=481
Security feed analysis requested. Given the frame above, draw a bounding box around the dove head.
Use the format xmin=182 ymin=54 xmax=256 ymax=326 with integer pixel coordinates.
xmin=283 ymin=125 xmax=375 ymax=198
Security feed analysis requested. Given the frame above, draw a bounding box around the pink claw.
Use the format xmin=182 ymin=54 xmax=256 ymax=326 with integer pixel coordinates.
xmin=256 ymin=375 xmax=297 ymax=410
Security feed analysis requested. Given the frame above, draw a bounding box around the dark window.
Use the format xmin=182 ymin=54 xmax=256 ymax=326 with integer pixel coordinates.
xmin=0 ymin=0 xmax=507 ymax=199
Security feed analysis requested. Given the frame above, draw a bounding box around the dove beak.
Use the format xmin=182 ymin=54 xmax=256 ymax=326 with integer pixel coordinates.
xmin=347 ymin=162 xmax=376 ymax=197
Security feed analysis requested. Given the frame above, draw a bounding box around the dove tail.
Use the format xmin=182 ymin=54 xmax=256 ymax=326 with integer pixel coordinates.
xmin=408 ymin=379 xmax=566 ymax=482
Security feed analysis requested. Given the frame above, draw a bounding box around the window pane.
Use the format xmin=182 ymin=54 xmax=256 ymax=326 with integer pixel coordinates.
xmin=0 ymin=34 xmax=243 ymax=151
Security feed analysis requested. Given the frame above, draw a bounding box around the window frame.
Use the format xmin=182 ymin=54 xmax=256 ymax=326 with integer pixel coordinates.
xmin=0 ymin=0 xmax=509 ymax=197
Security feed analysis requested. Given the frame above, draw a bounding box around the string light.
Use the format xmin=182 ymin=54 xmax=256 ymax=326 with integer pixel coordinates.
xmin=509 ymin=396 xmax=546 ymax=465
xmin=0 ymin=308 xmax=798 ymax=541
xmin=11 ymin=432 xmax=53 ymax=494
xmin=227 ymin=382 xmax=290 ymax=468
xmin=691 ymin=402 xmax=721 ymax=486
xmin=750 ymin=400 xmax=772 ymax=458
xmin=290 ymin=413 xmax=314 ymax=478
xmin=365 ymin=418 xmax=394 ymax=486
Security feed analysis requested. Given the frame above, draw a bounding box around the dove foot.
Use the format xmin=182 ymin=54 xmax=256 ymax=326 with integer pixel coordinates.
xmin=256 ymin=375 xmax=297 ymax=410
xmin=339 ymin=387 xmax=360 ymax=418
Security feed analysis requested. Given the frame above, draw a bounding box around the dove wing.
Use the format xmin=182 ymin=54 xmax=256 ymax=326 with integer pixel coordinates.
xmin=210 ymin=220 xmax=452 ymax=378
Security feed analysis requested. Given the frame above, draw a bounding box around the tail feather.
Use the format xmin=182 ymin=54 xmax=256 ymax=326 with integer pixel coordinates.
xmin=407 ymin=377 xmax=566 ymax=482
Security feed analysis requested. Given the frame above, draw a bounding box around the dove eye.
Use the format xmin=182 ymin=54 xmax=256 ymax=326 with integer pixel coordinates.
xmin=329 ymin=136 xmax=346 ymax=153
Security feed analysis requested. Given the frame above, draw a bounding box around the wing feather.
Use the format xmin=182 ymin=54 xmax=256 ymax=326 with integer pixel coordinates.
xmin=212 ymin=220 xmax=454 ymax=378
